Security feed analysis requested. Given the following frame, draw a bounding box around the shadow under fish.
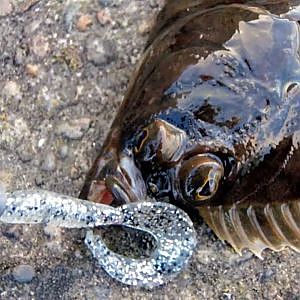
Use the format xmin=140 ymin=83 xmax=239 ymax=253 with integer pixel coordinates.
xmin=80 ymin=0 xmax=300 ymax=258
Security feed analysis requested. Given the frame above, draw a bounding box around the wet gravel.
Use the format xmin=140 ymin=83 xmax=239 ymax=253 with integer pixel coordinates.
xmin=1 ymin=0 xmax=300 ymax=299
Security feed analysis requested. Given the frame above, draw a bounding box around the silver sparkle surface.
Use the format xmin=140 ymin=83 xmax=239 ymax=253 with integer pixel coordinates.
xmin=0 ymin=189 xmax=197 ymax=287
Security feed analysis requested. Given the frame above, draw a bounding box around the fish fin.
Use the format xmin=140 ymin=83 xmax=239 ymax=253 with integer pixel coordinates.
xmin=199 ymin=200 xmax=300 ymax=258
xmin=201 ymin=135 xmax=300 ymax=257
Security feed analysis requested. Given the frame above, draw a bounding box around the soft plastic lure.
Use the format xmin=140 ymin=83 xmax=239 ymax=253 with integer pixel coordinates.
xmin=0 ymin=188 xmax=196 ymax=287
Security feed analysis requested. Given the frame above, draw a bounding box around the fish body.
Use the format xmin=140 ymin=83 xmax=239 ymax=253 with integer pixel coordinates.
xmin=81 ymin=0 xmax=300 ymax=256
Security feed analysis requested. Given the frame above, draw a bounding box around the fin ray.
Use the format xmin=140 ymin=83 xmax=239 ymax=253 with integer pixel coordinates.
xmin=199 ymin=200 xmax=300 ymax=256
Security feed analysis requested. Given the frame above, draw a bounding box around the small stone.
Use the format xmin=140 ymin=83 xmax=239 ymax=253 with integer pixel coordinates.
xmin=64 ymin=1 xmax=80 ymax=32
xmin=44 ymin=224 xmax=61 ymax=238
xmin=30 ymin=34 xmax=49 ymax=58
xmin=74 ymin=250 xmax=82 ymax=258
xmin=86 ymin=37 xmax=117 ymax=66
xmin=24 ymin=19 xmax=43 ymax=36
xmin=259 ymin=269 xmax=276 ymax=283
xmin=0 ymin=0 xmax=13 ymax=16
xmin=41 ymin=151 xmax=56 ymax=171
xmin=56 ymin=118 xmax=91 ymax=140
xmin=99 ymin=0 xmax=113 ymax=7
xmin=12 ymin=264 xmax=35 ymax=283
xmin=138 ymin=18 xmax=154 ymax=35
xmin=58 ymin=144 xmax=68 ymax=159
xmin=3 ymin=81 xmax=22 ymax=100
xmin=16 ymin=144 xmax=33 ymax=163
xmin=228 ymin=251 xmax=253 ymax=265
xmin=96 ymin=10 xmax=112 ymax=26
xmin=37 ymin=86 xmax=61 ymax=112
xmin=70 ymin=166 xmax=80 ymax=179
xmin=38 ymin=138 xmax=46 ymax=148
xmin=76 ymin=14 xmax=93 ymax=32
xmin=35 ymin=174 xmax=44 ymax=187
xmin=14 ymin=48 xmax=27 ymax=66
xmin=14 ymin=0 xmax=40 ymax=14
xmin=60 ymin=46 xmax=82 ymax=70
xmin=25 ymin=64 xmax=39 ymax=77
xmin=0 ymin=183 xmax=6 ymax=216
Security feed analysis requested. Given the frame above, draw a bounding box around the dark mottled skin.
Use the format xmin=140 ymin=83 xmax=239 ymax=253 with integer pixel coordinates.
xmin=80 ymin=0 xmax=300 ymax=251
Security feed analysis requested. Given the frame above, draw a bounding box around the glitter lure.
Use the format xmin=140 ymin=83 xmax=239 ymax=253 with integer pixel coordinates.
xmin=0 ymin=189 xmax=196 ymax=287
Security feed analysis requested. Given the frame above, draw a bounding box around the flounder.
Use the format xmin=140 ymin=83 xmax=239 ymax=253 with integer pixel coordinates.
xmin=80 ymin=0 xmax=300 ymax=257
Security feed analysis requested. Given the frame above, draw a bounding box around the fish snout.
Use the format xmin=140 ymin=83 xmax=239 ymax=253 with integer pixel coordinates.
xmin=80 ymin=154 xmax=147 ymax=206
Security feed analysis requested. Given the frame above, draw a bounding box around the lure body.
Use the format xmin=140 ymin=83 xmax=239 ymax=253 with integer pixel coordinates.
xmin=81 ymin=0 xmax=300 ymax=256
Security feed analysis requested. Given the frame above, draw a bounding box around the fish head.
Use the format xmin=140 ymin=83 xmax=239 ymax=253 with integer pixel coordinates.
xmin=80 ymin=11 xmax=300 ymax=208
xmin=80 ymin=117 xmax=235 ymax=208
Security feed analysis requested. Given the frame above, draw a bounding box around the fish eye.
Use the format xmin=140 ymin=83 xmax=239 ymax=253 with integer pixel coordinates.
xmin=133 ymin=119 xmax=187 ymax=164
xmin=178 ymin=154 xmax=224 ymax=204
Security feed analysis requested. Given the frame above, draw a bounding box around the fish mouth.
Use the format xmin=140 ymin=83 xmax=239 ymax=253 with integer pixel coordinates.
xmin=81 ymin=154 xmax=147 ymax=206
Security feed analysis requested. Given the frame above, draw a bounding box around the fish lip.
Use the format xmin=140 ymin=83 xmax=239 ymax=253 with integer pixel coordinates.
xmin=83 ymin=153 xmax=147 ymax=205
xmin=105 ymin=175 xmax=139 ymax=204
xmin=85 ymin=175 xmax=140 ymax=206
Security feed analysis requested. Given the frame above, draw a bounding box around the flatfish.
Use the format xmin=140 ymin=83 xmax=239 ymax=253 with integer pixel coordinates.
xmin=80 ymin=0 xmax=300 ymax=257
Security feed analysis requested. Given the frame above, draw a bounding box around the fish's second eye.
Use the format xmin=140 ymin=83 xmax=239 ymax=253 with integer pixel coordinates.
xmin=179 ymin=154 xmax=224 ymax=205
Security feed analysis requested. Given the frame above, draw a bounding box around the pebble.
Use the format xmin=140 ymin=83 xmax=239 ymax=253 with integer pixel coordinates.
xmin=35 ymin=174 xmax=45 ymax=187
xmin=30 ymin=34 xmax=49 ymax=58
xmin=259 ymin=269 xmax=276 ymax=283
xmin=41 ymin=151 xmax=56 ymax=171
xmin=96 ymin=10 xmax=113 ymax=26
xmin=38 ymin=138 xmax=46 ymax=148
xmin=12 ymin=264 xmax=35 ymax=283
xmin=14 ymin=48 xmax=26 ymax=66
xmin=70 ymin=166 xmax=80 ymax=179
xmin=64 ymin=1 xmax=80 ymax=32
xmin=58 ymin=144 xmax=68 ymax=159
xmin=60 ymin=46 xmax=82 ymax=70
xmin=44 ymin=224 xmax=61 ymax=238
xmin=99 ymin=0 xmax=113 ymax=7
xmin=74 ymin=250 xmax=82 ymax=259
xmin=56 ymin=118 xmax=91 ymax=140
xmin=24 ymin=19 xmax=43 ymax=36
xmin=0 ymin=183 xmax=6 ymax=216
xmin=138 ymin=18 xmax=154 ymax=35
xmin=195 ymin=249 xmax=217 ymax=265
xmin=0 ymin=0 xmax=12 ymax=16
xmin=76 ymin=14 xmax=93 ymax=32
xmin=3 ymin=81 xmax=22 ymax=100
xmin=14 ymin=0 xmax=40 ymax=14
xmin=228 ymin=251 xmax=253 ymax=265
xmin=16 ymin=144 xmax=33 ymax=163
xmin=86 ymin=37 xmax=117 ymax=66
xmin=25 ymin=64 xmax=39 ymax=77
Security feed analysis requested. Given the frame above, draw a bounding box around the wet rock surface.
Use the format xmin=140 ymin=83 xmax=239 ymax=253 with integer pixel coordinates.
xmin=0 ymin=0 xmax=300 ymax=299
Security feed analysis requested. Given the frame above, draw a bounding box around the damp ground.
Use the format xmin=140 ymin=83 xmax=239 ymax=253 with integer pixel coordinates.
xmin=0 ymin=1 xmax=299 ymax=299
